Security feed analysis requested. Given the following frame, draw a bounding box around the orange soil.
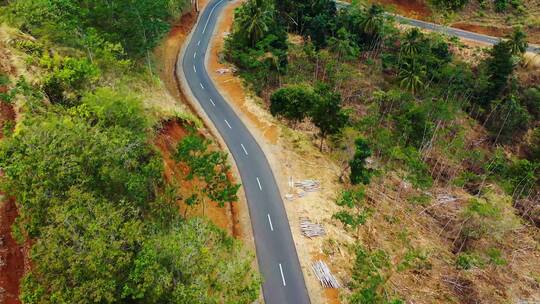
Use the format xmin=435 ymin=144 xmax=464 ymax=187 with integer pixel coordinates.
xmin=0 ymin=198 xmax=24 ymax=304
xmin=370 ymin=0 xmax=431 ymax=20
xmin=155 ymin=6 xmax=201 ymax=102
xmin=207 ymin=1 xmax=279 ymax=144
xmin=154 ymin=119 xmax=242 ymax=237
xmin=311 ymin=253 xmax=341 ymax=304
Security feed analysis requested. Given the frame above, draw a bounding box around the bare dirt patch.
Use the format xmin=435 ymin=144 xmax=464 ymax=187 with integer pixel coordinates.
xmin=0 ymin=198 xmax=24 ymax=304
xmin=370 ymin=0 xmax=432 ymax=20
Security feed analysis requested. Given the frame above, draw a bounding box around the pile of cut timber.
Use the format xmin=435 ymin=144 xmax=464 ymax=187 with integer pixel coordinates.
xmin=300 ymin=217 xmax=325 ymax=238
xmin=312 ymin=260 xmax=340 ymax=288
xmin=294 ymin=179 xmax=320 ymax=192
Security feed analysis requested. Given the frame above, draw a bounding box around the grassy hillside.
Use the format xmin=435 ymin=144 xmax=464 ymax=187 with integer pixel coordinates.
xmin=225 ymin=0 xmax=540 ymax=302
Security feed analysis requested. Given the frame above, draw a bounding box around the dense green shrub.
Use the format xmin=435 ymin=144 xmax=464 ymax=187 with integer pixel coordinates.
xmin=349 ymin=138 xmax=373 ymax=185
xmin=270 ymin=85 xmax=315 ymax=123
xmin=4 ymin=0 xmax=191 ymax=56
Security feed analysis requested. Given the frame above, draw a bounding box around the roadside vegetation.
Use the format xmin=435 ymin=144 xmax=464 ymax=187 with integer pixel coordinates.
xmin=225 ymin=0 xmax=540 ymax=302
xmin=0 ymin=1 xmax=260 ymax=303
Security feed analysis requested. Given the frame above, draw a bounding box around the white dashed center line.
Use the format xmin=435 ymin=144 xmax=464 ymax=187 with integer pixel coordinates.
xmin=209 ymin=98 xmax=215 ymax=106
xmin=200 ymin=83 xmax=205 ymax=89
xmin=267 ymin=214 xmax=274 ymax=231
xmin=224 ymin=119 xmax=232 ymax=129
xmin=256 ymin=177 xmax=262 ymax=191
xmin=197 ymin=40 xmax=201 ymax=46
xmin=193 ymin=65 xmax=197 ymax=73
xmin=279 ymin=263 xmax=286 ymax=286
xmin=193 ymin=52 xmax=196 ymax=59
xmin=240 ymin=144 xmax=248 ymax=155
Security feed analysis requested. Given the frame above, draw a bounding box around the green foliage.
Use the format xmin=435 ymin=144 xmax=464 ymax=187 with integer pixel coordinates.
xmin=390 ymin=146 xmax=433 ymax=189
xmin=486 ymin=247 xmax=507 ymax=266
xmin=122 ymin=219 xmax=260 ymax=303
xmin=486 ymin=149 xmax=538 ymax=196
xmin=477 ymin=40 xmax=515 ymax=105
xmin=0 ymin=111 xmax=161 ymax=237
xmin=432 ymin=0 xmax=470 ymax=10
xmin=311 ymin=84 xmax=349 ymax=149
xmin=349 ymin=138 xmax=373 ymax=185
xmin=522 ymin=87 xmax=540 ymax=120
xmin=506 ymin=27 xmax=528 ymax=55
xmin=275 ymin=0 xmax=337 ymax=48
xmin=39 ymin=54 xmax=100 ymax=105
xmin=270 ymin=84 xmax=315 ymax=123
xmin=76 ymin=88 xmax=150 ymax=134
xmin=529 ymin=127 xmax=540 ymax=162
xmin=484 ymin=95 xmax=530 ymax=143
xmin=225 ymin=0 xmax=288 ymax=92
xmin=397 ymin=248 xmax=431 ymax=272
xmin=21 ymin=188 xmax=144 ymax=303
xmin=333 ymin=188 xmax=370 ymax=233
xmin=4 ymin=0 xmax=190 ymax=57
xmin=349 ymin=245 xmax=403 ymax=304
xmin=175 ymin=134 xmax=241 ymax=210
xmin=456 ymin=252 xmax=483 ymax=270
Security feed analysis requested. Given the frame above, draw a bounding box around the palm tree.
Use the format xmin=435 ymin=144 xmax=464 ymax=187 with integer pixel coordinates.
xmin=400 ymin=28 xmax=423 ymax=58
xmin=359 ymin=4 xmax=384 ymax=38
xmin=507 ymin=26 xmax=528 ymax=56
xmin=235 ymin=0 xmax=274 ymax=47
xmin=399 ymin=60 xmax=426 ymax=94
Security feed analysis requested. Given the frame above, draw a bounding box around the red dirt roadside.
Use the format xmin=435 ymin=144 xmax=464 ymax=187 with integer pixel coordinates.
xmin=0 ymin=198 xmax=24 ymax=304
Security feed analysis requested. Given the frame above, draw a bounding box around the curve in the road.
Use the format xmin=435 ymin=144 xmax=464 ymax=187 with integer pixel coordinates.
xmin=178 ymin=1 xmax=311 ymax=304
xmin=334 ymin=1 xmax=540 ymax=53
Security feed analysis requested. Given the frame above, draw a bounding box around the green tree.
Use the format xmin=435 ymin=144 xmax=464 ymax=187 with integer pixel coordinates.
xmin=233 ymin=0 xmax=275 ymax=48
xmin=333 ymin=188 xmax=370 ymax=239
xmin=270 ymin=85 xmax=315 ymax=123
xmin=349 ymin=138 xmax=373 ymax=185
xmin=359 ymin=4 xmax=385 ymax=40
xmin=507 ymin=26 xmax=528 ymax=56
xmin=311 ymin=84 xmax=349 ymax=151
xmin=20 ymin=188 xmax=144 ymax=303
xmin=174 ymin=134 xmax=240 ymax=215
xmin=122 ymin=219 xmax=260 ymax=303
xmin=399 ymin=60 xmax=426 ymax=94
xmin=0 ymin=112 xmax=162 ymax=237
xmin=480 ymin=40 xmax=515 ymax=104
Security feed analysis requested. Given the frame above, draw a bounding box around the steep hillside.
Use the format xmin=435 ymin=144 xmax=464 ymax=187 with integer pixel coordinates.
xmin=222 ymin=0 xmax=540 ymax=302
xmin=0 ymin=1 xmax=260 ymax=303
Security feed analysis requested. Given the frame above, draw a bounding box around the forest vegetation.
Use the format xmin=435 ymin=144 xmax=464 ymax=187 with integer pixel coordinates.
xmin=225 ymin=0 xmax=540 ymax=302
xmin=0 ymin=0 xmax=260 ymax=303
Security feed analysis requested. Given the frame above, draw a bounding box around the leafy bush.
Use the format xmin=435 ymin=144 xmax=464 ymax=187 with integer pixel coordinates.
xmin=456 ymin=252 xmax=483 ymax=270
xmin=349 ymin=245 xmax=403 ymax=304
xmin=391 ymin=146 xmax=433 ymax=189
xmin=270 ymin=84 xmax=315 ymax=123
xmin=4 ymin=0 xmax=191 ymax=57
xmin=349 ymin=138 xmax=374 ymax=185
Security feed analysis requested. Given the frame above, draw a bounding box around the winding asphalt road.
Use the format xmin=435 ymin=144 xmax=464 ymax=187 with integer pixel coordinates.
xmin=178 ymin=1 xmax=538 ymax=304
xmin=178 ymin=0 xmax=310 ymax=303
xmin=335 ymin=1 xmax=540 ymax=54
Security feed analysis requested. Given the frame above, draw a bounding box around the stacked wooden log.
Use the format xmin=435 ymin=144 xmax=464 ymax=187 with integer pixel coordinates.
xmin=311 ymin=260 xmax=340 ymax=288
xmin=300 ymin=217 xmax=325 ymax=238
xmin=294 ymin=179 xmax=321 ymax=192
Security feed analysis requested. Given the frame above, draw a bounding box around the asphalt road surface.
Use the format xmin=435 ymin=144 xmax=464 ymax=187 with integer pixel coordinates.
xmin=179 ymin=1 xmax=538 ymax=304
xmin=178 ymin=0 xmax=311 ymax=303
